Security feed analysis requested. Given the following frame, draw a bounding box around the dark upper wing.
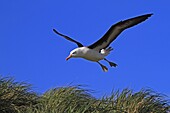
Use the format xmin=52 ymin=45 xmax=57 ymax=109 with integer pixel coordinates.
xmin=53 ymin=29 xmax=83 ymax=47
xmin=88 ymin=14 xmax=153 ymax=51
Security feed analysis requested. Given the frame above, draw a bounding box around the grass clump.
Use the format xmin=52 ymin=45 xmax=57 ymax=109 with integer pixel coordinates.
xmin=0 ymin=76 xmax=169 ymax=113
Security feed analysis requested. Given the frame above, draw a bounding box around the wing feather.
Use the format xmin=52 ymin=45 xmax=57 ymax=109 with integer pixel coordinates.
xmin=53 ymin=29 xmax=83 ymax=47
xmin=88 ymin=14 xmax=153 ymax=51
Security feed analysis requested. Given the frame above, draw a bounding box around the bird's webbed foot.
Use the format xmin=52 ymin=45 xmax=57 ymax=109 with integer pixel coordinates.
xmin=97 ymin=62 xmax=108 ymax=72
xmin=104 ymin=58 xmax=117 ymax=67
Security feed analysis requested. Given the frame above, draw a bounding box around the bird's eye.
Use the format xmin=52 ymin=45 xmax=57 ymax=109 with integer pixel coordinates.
xmin=72 ymin=51 xmax=77 ymax=54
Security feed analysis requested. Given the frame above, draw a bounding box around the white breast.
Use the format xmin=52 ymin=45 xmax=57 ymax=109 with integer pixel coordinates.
xmin=80 ymin=47 xmax=104 ymax=62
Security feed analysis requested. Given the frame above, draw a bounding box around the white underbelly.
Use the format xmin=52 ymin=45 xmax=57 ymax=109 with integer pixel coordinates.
xmin=82 ymin=48 xmax=104 ymax=62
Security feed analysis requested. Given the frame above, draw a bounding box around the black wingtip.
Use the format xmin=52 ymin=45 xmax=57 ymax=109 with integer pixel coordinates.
xmin=53 ymin=28 xmax=58 ymax=34
xmin=147 ymin=13 xmax=153 ymax=17
xmin=53 ymin=28 xmax=62 ymax=36
xmin=134 ymin=13 xmax=153 ymax=22
xmin=144 ymin=13 xmax=153 ymax=18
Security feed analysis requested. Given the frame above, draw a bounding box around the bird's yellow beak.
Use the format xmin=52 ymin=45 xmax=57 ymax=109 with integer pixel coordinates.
xmin=66 ymin=54 xmax=72 ymax=61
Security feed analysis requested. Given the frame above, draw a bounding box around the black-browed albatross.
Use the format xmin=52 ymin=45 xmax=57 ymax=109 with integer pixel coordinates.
xmin=53 ymin=14 xmax=152 ymax=72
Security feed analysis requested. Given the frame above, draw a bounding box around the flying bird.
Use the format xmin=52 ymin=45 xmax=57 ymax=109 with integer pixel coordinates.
xmin=53 ymin=14 xmax=152 ymax=72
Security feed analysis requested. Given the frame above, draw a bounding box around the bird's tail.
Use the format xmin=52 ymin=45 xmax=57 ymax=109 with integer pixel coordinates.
xmin=100 ymin=47 xmax=113 ymax=56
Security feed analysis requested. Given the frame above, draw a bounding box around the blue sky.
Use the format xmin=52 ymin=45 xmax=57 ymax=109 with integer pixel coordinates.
xmin=0 ymin=1 xmax=170 ymax=97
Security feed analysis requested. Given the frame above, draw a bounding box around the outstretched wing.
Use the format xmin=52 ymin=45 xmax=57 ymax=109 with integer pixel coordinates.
xmin=53 ymin=29 xmax=83 ymax=47
xmin=88 ymin=14 xmax=153 ymax=51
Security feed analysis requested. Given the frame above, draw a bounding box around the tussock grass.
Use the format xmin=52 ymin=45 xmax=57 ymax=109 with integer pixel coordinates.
xmin=0 ymin=76 xmax=38 ymax=113
xmin=0 ymin=76 xmax=169 ymax=113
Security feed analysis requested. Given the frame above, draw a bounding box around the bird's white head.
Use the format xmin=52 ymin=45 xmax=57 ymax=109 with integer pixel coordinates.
xmin=66 ymin=48 xmax=83 ymax=61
